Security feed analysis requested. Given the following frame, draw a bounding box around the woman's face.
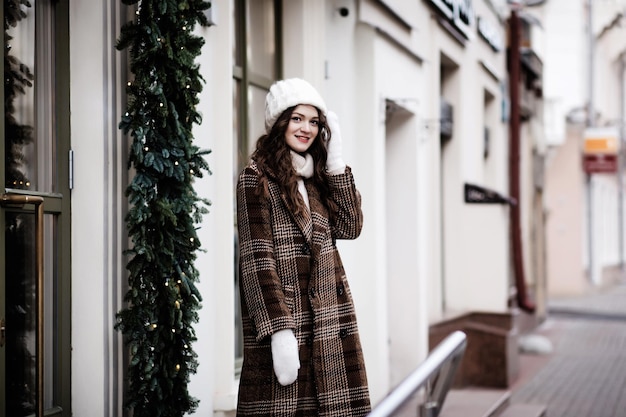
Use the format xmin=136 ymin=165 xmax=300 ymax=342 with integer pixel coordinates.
xmin=284 ymin=104 xmax=320 ymax=153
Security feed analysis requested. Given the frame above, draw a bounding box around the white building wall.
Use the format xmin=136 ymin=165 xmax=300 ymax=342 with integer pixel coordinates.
xmin=593 ymin=0 xmax=626 ymax=33
xmin=427 ymin=2 xmax=510 ymax=315
xmin=595 ymin=17 xmax=626 ymax=125
xmin=542 ymin=0 xmax=587 ymax=144
xmin=69 ymin=0 xmax=236 ymax=415
xmin=322 ymin=0 xmax=431 ymax=401
xmin=376 ymin=33 xmax=428 ymax=390
xmin=350 ymin=22 xmax=392 ymax=405
xmin=593 ymin=20 xmax=626 ymax=276
xmin=325 ymin=0 xmax=394 ymax=404
xmin=191 ymin=1 xmax=235 ymax=414
xmin=70 ymin=2 xmax=127 ymax=416
xmin=68 ymin=0 xmax=515 ymax=415
xmin=70 ymin=2 xmax=108 ymax=415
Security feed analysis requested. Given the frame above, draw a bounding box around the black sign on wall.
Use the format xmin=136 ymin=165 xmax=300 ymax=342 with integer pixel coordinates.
xmin=429 ymin=0 xmax=475 ymax=39
xmin=464 ymin=183 xmax=516 ymax=205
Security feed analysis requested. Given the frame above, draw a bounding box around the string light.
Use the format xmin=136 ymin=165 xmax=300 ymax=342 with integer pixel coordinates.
xmin=116 ymin=1 xmax=211 ymax=412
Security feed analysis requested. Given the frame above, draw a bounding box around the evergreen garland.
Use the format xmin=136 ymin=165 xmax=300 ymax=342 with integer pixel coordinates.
xmin=115 ymin=1 xmax=211 ymax=416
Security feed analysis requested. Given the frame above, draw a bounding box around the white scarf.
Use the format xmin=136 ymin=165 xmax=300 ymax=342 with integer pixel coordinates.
xmin=291 ymin=151 xmax=314 ymax=210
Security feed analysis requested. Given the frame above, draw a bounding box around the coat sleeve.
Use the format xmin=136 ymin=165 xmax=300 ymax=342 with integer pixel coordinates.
xmin=328 ymin=166 xmax=364 ymax=240
xmin=237 ymin=166 xmax=295 ymax=342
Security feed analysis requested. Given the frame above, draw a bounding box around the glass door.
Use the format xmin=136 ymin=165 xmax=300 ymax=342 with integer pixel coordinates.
xmin=1 ymin=1 xmax=71 ymax=416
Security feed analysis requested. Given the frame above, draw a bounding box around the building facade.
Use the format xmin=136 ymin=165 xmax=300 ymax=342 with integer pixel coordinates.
xmin=0 ymin=1 xmax=550 ymax=416
xmin=543 ymin=0 xmax=626 ymax=296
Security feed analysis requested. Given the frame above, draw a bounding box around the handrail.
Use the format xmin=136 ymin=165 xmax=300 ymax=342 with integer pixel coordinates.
xmin=367 ymin=331 xmax=467 ymax=417
xmin=2 ymin=193 xmax=45 ymax=417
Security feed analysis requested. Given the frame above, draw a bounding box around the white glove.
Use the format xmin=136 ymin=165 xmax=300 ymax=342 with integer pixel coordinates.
xmin=271 ymin=329 xmax=300 ymax=386
xmin=325 ymin=111 xmax=347 ymax=174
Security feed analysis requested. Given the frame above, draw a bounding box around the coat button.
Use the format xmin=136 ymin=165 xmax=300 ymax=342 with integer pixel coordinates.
xmin=309 ymin=287 xmax=316 ymax=298
xmin=337 ymin=285 xmax=344 ymax=296
xmin=339 ymin=329 xmax=348 ymax=339
xmin=306 ymin=336 xmax=313 ymax=346
xmin=302 ymin=244 xmax=311 ymax=255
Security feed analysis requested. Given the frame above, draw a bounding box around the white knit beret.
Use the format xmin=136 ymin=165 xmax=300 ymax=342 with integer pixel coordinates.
xmin=265 ymin=78 xmax=327 ymax=133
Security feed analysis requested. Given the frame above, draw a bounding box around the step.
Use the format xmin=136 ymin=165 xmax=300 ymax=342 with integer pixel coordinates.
xmin=439 ymin=388 xmax=510 ymax=417
xmin=497 ymin=404 xmax=546 ymax=417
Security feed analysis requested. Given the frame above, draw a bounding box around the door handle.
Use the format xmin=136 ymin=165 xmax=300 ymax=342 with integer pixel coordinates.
xmin=1 ymin=193 xmax=44 ymax=416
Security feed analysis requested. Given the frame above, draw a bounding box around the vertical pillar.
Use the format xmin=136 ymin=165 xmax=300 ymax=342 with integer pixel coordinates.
xmin=282 ymin=0 xmax=326 ymax=86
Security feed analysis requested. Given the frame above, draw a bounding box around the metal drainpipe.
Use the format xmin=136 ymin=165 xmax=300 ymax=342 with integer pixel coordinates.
xmin=509 ymin=9 xmax=535 ymax=313
xmin=586 ymin=0 xmax=596 ymax=283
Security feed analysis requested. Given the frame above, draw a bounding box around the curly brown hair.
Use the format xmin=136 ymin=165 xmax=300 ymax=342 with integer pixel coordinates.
xmin=252 ymin=106 xmax=338 ymax=220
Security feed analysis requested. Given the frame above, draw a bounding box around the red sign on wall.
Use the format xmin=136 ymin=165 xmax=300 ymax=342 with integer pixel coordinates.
xmin=583 ymin=154 xmax=618 ymax=173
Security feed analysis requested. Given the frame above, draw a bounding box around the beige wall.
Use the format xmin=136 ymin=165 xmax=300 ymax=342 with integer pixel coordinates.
xmin=544 ymin=126 xmax=587 ymax=296
xmin=543 ymin=5 xmax=626 ymax=297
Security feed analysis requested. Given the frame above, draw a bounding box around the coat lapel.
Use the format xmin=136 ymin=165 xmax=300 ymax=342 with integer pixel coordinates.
xmin=279 ymin=190 xmax=313 ymax=243
xmin=305 ymin=180 xmax=328 ymax=259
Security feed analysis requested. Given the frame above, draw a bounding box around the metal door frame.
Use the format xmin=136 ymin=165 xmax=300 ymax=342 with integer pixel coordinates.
xmin=0 ymin=0 xmax=71 ymax=415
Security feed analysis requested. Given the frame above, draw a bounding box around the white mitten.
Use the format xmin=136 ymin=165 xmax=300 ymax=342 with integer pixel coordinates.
xmin=325 ymin=111 xmax=347 ymax=174
xmin=271 ymin=329 xmax=300 ymax=386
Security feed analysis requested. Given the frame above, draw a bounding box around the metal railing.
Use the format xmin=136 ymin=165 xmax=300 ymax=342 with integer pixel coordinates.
xmin=367 ymin=330 xmax=467 ymax=417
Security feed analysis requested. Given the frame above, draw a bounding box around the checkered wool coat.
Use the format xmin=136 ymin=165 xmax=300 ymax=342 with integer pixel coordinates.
xmin=236 ymin=161 xmax=371 ymax=417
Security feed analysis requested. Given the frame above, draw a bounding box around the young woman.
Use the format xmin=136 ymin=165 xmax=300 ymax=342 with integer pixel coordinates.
xmin=236 ymin=78 xmax=371 ymax=417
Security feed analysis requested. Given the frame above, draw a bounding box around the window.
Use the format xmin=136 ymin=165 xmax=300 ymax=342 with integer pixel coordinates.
xmin=2 ymin=1 xmax=71 ymax=415
xmin=232 ymin=0 xmax=281 ymax=368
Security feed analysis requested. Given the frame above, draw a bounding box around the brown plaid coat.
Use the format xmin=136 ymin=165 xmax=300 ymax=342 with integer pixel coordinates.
xmin=236 ymin=161 xmax=371 ymax=417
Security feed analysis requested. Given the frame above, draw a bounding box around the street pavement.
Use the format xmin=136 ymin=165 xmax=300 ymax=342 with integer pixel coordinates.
xmin=509 ymin=281 xmax=626 ymax=417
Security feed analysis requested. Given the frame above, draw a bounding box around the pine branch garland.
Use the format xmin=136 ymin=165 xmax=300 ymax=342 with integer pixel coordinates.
xmin=115 ymin=1 xmax=211 ymax=416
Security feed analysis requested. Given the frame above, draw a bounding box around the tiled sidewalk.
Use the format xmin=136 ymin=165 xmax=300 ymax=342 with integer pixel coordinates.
xmin=549 ymin=282 xmax=626 ymax=317
xmin=510 ymin=283 xmax=626 ymax=417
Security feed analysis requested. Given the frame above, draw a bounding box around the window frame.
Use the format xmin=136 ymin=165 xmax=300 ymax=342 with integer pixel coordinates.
xmin=232 ymin=0 xmax=282 ymax=371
